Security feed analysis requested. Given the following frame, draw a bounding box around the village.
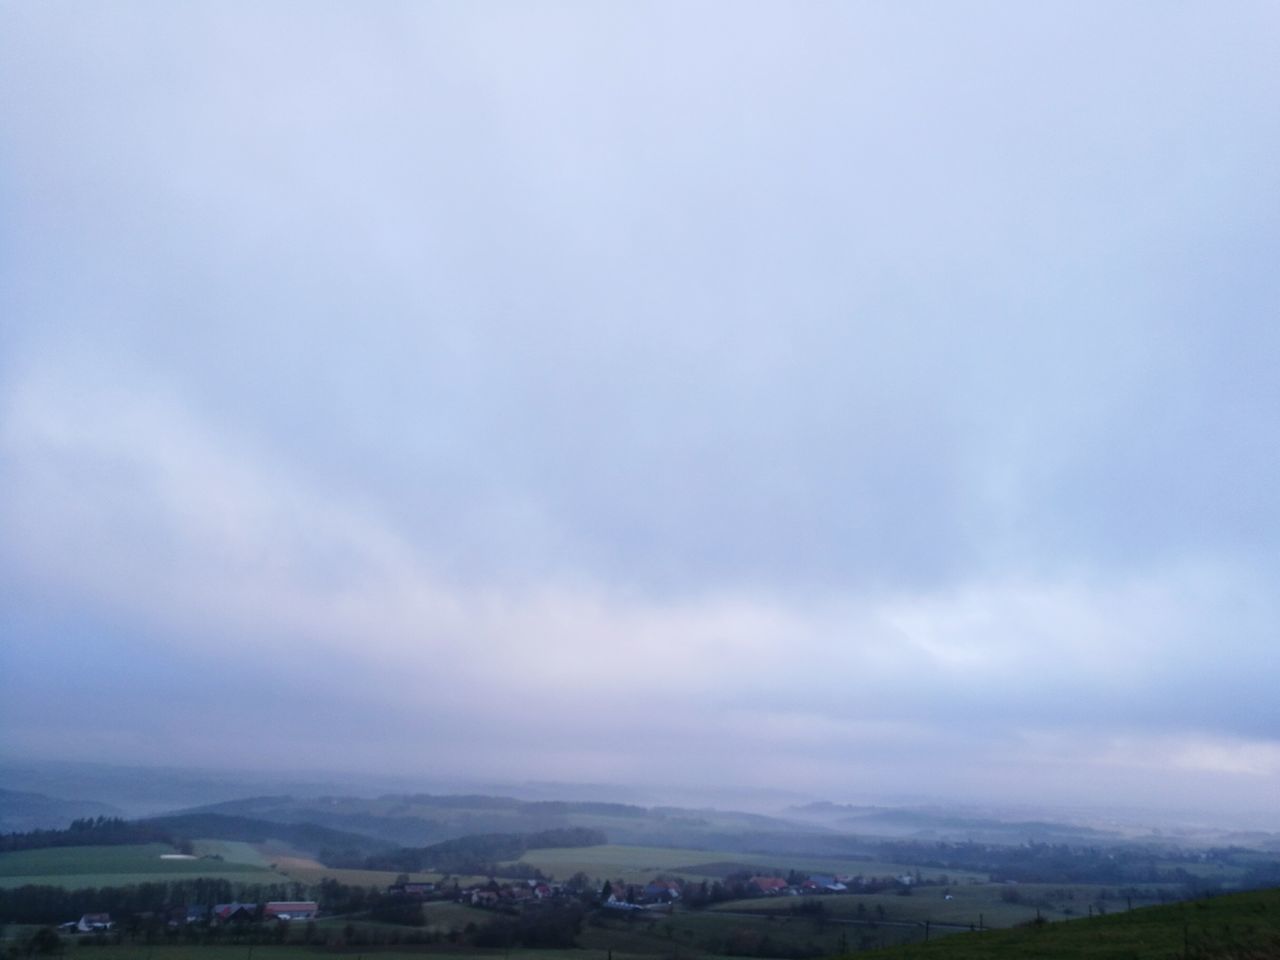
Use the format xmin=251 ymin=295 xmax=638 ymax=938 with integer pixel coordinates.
xmin=50 ymin=869 xmax=932 ymax=936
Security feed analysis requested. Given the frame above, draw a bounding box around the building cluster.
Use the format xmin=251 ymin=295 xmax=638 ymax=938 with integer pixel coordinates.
xmin=750 ymin=872 xmax=917 ymax=896
xmin=385 ymin=877 xmax=583 ymax=907
xmin=57 ymin=901 xmax=320 ymax=934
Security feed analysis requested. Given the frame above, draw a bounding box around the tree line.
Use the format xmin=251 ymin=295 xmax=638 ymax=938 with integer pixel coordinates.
xmin=360 ymin=827 xmax=606 ymax=875
xmin=0 ymin=818 xmax=180 ymax=854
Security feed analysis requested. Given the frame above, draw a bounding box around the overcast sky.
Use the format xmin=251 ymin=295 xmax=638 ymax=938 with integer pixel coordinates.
xmin=2 ymin=2 xmax=1278 ymax=823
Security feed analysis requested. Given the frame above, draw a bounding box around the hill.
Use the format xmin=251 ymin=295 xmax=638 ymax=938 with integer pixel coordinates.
xmin=174 ymin=793 xmax=829 ymax=852
xmin=848 ymin=886 xmax=1280 ymax=959
xmin=138 ymin=812 xmax=393 ymax=862
xmin=0 ymin=789 xmax=123 ymax=833
xmin=788 ymin=803 xmax=1124 ymax=845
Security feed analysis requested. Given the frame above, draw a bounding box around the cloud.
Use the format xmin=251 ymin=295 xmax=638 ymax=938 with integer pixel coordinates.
xmin=3 ymin=359 xmax=1277 ymax=813
xmin=2 ymin=3 xmax=1279 ymax=817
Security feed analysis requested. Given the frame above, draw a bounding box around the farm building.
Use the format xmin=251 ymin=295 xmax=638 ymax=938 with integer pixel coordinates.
xmin=751 ymin=876 xmax=788 ymax=894
xmin=644 ymin=879 xmax=682 ymax=901
xmin=212 ymin=903 xmax=256 ymax=923
xmin=263 ymin=901 xmax=318 ymax=920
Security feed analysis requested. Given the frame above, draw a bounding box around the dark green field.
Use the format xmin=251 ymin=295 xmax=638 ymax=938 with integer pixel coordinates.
xmin=713 ymin=882 xmax=1180 ymax=929
xmin=846 ymin=886 xmax=1280 ymax=959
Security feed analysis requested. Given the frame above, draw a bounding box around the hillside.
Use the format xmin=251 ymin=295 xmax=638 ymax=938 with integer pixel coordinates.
xmin=138 ymin=812 xmax=393 ymax=861
xmin=0 ymin=790 xmax=123 ymax=834
xmin=787 ymin=803 xmax=1127 ymax=845
xmin=174 ymin=793 xmax=829 ymax=852
xmin=849 ymin=886 xmax=1280 ymax=959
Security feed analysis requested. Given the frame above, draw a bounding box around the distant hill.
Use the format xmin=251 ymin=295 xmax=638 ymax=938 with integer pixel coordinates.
xmin=138 ymin=812 xmax=393 ymax=861
xmin=0 ymin=810 xmax=392 ymax=864
xmin=0 ymin=788 xmax=123 ymax=833
xmin=173 ymin=792 xmax=827 ymax=852
xmin=786 ymin=802 xmax=1126 ymax=843
xmin=849 ymin=887 xmax=1280 ymax=960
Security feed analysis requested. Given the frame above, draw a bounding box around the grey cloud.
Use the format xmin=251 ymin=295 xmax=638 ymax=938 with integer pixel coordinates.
xmin=2 ymin=2 xmax=1278 ymax=816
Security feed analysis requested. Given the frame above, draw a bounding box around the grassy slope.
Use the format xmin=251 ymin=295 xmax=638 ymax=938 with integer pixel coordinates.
xmin=579 ymin=907 xmax=924 ymax=956
xmin=849 ymin=886 xmax=1280 ymax=960
xmin=713 ymin=883 xmax=1180 ymax=929
xmin=10 ymin=949 xmax=652 ymax=960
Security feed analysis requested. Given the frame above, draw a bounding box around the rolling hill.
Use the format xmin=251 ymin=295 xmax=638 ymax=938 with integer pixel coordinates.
xmin=171 ymin=793 xmax=830 ymax=852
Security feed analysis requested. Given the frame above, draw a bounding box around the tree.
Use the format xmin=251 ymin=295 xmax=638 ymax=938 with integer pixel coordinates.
xmin=27 ymin=928 xmax=62 ymax=955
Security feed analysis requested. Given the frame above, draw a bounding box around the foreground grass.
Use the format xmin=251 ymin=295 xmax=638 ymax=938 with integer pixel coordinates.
xmin=12 ymin=948 xmax=574 ymax=960
xmin=714 ymin=883 xmax=1180 ymax=930
xmin=14 ymin=891 xmax=1276 ymax=960
xmin=845 ymin=886 xmax=1280 ymax=959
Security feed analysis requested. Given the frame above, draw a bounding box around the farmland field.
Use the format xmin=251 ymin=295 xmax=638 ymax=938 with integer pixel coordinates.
xmin=712 ymin=882 xmax=1174 ymax=930
xmin=0 ymin=946 xmax=619 ymax=960
xmin=510 ymin=844 xmax=989 ymax=884
xmin=298 ymin=902 xmax=493 ymax=935
xmin=266 ymin=853 xmax=486 ymax=889
xmin=849 ymin=886 xmax=1280 ymax=959
xmin=191 ymin=840 xmax=271 ymax=867
xmin=580 ymin=905 xmax=926 ymax=955
xmin=0 ymin=843 xmax=286 ymax=889
xmin=0 ymin=947 xmax=677 ymax=960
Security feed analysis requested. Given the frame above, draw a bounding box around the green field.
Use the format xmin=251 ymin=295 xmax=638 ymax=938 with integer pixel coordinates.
xmin=712 ymin=883 xmax=1179 ymax=930
xmin=510 ymin=844 xmax=988 ymax=884
xmin=9 ymin=890 xmax=1278 ymax=960
xmin=582 ymin=905 xmax=924 ymax=956
xmin=266 ymin=854 xmax=488 ymax=890
xmin=0 ymin=843 xmax=285 ymax=889
xmin=310 ymin=901 xmax=493 ymax=935
xmin=192 ymin=840 xmax=272 ymax=868
xmin=849 ymin=886 xmax=1280 ymax=959
xmin=0 ymin=948 xmax=666 ymax=960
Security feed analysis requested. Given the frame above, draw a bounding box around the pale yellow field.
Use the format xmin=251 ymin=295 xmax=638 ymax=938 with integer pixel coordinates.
xmin=265 ymin=852 xmax=488 ymax=889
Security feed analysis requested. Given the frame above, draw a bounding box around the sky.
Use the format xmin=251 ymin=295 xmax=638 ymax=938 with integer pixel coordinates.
xmin=2 ymin=2 xmax=1279 ymax=823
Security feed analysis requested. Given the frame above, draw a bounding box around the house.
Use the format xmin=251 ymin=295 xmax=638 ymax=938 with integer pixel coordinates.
xmin=751 ymin=876 xmax=788 ymax=895
xmin=77 ymin=914 xmax=112 ymax=932
xmin=263 ymin=901 xmax=318 ymax=921
xmin=644 ymin=880 xmax=682 ymax=902
xmin=212 ymin=903 xmax=257 ymax=923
